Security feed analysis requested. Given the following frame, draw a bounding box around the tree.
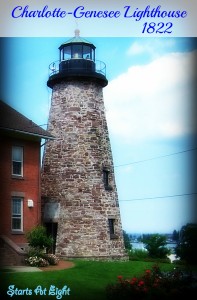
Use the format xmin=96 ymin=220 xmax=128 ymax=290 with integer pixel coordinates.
xmin=142 ymin=234 xmax=170 ymax=259
xmin=172 ymin=229 xmax=179 ymax=242
xmin=175 ymin=223 xmax=197 ymax=264
xmin=123 ymin=230 xmax=132 ymax=251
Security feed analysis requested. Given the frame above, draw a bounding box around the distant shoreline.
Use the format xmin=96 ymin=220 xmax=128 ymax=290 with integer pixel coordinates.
xmin=131 ymin=241 xmax=177 ymax=250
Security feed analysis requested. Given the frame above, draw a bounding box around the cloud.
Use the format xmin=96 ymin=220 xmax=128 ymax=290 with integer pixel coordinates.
xmin=104 ymin=50 xmax=196 ymax=144
xmin=127 ymin=42 xmax=147 ymax=55
xmin=126 ymin=39 xmax=176 ymax=58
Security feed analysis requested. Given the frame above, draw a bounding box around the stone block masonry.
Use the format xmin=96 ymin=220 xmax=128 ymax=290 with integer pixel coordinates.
xmin=41 ymin=80 xmax=127 ymax=260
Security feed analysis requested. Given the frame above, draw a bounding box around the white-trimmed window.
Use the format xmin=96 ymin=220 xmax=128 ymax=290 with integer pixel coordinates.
xmin=12 ymin=146 xmax=23 ymax=176
xmin=11 ymin=197 xmax=23 ymax=231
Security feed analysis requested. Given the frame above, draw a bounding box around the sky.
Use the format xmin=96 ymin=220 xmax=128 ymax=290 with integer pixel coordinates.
xmin=0 ymin=36 xmax=197 ymax=234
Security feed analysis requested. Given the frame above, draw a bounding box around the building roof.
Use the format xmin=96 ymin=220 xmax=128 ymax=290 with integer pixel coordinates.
xmin=59 ymin=29 xmax=94 ymax=49
xmin=0 ymin=100 xmax=54 ymax=140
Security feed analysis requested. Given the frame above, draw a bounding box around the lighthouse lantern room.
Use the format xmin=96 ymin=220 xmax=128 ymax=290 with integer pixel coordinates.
xmin=47 ymin=29 xmax=107 ymax=88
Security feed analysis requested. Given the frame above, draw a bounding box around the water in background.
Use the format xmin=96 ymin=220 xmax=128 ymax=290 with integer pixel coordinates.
xmin=131 ymin=242 xmax=177 ymax=253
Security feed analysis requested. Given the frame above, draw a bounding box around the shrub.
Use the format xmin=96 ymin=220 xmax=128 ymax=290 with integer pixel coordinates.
xmin=26 ymin=225 xmax=53 ymax=251
xmin=25 ymin=226 xmax=59 ymax=268
xmin=128 ymin=249 xmax=149 ymax=261
xmin=25 ymin=256 xmax=49 ymax=267
xmin=128 ymin=249 xmax=170 ymax=264
xmin=175 ymin=223 xmax=197 ymax=264
xmin=26 ymin=247 xmax=44 ymax=258
xmin=106 ymin=264 xmax=197 ymax=299
xmin=43 ymin=254 xmax=59 ymax=265
xmin=25 ymin=251 xmax=59 ymax=267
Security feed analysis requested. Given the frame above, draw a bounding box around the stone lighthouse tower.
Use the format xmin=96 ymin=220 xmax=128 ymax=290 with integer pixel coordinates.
xmin=41 ymin=30 xmax=126 ymax=259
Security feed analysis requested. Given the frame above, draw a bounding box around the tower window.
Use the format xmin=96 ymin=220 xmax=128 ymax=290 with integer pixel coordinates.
xmin=103 ymin=169 xmax=109 ymax=187
xmin=108 ymin=218 xmax=118 ymax=239
xmin=103 ymin=167 xmax=112 ymax=191
xmin=11 ymin=197 xmax=23 ymax=231
xmin=12 ymin=146 xmax=23 ymax=176
xmin=108 ymin=219 xmax=115 ymax=235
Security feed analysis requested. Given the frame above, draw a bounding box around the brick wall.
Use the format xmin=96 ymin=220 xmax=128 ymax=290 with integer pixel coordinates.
xmin=0 ymin=135 xmax=41 ymax=245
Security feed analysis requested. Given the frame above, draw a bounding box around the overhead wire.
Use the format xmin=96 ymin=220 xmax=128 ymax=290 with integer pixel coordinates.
xmin=115 ymin=147 xmax=197 ymax=202
xmin=119 ymin=192 xmax=197 ymax=202
xmin=114 ymin=147 xmax=197 ymax=168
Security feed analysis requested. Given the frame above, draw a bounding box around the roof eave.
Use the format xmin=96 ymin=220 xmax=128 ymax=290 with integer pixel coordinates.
xmin=0 ymin=127 xmax=55 ymax=140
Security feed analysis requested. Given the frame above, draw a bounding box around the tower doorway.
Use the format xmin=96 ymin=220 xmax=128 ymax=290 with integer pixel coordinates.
xmin=45 ymin=222 xmax=58 ymax=254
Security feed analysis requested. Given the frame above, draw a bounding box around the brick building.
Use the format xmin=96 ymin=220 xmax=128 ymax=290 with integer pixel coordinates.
xmin=0 ymin=100 xmax=53 ymax=265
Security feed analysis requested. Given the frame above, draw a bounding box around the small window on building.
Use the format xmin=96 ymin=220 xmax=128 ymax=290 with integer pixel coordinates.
xmin=12 ymin=146 xmax=23 ymax=176
xmin=11 ymin=197 xmax=23 ymax=231
xmin=108 ymin=218 xmax=118 ymax=240
xmin=108 ymin=219 xmax=115 ymax=235
xmin=103 ymin=167 xmax=112 ymax=191
xmin=103 ymin=169 xmax=109 ymax=186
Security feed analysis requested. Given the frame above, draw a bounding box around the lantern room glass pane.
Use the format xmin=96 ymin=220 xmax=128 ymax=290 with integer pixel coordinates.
xmin=63 ymin=46 xmax=71 ymax=60
xmin=82 ymin=45 xmax=94 ymax=60
xmin=72 ymin=45 xmax=82 ymax=58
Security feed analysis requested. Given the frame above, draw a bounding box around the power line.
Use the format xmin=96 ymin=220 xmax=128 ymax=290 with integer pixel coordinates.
xmin=114 ymin=147 xmax=197 ymax=168
xmin=26 ymin=123 xmax=48 ymax=129
xmin=38 ymin=124 xmax=48 ymax=127
xmin=119 ymin=192 xmax=197 ymax=202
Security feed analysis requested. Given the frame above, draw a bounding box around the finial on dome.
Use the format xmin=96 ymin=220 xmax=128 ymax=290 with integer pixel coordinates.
xmin=75 ymin=29 xmax=80 ymax=37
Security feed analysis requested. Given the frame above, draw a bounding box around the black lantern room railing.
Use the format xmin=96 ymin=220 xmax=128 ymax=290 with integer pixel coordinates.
xmin=48 ymin=59 xmax=106 ymax=77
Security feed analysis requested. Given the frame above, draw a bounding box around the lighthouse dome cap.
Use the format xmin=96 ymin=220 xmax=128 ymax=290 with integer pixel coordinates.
xmin=59 ymin=29 xmax=95 ymax=49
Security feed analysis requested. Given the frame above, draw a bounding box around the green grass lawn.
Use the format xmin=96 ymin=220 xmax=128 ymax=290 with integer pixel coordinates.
xmin=0 ymin=260 xmax=191 ymax=300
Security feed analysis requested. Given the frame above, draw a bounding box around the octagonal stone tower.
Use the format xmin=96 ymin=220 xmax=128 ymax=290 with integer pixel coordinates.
xmin=41 ymin=30 xmax=127 ymax=259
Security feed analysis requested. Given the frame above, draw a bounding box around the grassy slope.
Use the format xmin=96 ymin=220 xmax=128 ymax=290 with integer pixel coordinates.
xmin=1 ymin=260 xmax=179 ymax=300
